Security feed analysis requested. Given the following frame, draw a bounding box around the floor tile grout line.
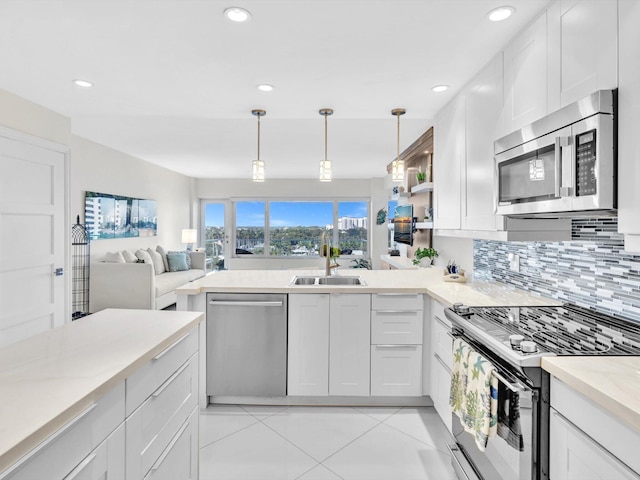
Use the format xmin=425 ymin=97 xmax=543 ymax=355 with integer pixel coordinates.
xmin=199 ymin=418 xmax=261 ymax=450
xmin=238 ymin=404 xmax=290 ymax=422
xmin=317 ymin=420 xmax=387 ymax=466
xmin=258 ymin=414 xmax=328 ymax=465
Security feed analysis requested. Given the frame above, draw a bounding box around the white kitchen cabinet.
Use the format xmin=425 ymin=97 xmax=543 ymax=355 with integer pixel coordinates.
xmin=550 ymin=410 xmax=639 ymax=480
xmin=429 ymin=299 xmax=452 ymax=433
xmin=503 ymin=11 xmax=548 ymax=134
xmin=617 ymin=0 xmax=640 ymax=251
xmin=462 ymin=53 xmax=504 ymax=231
xmin=288 ymin=294 xmax=330 ymax=396
xmin=370 ymin=293 xmax=424 ymax=397
xmin=370 ymin=345 xmax=423 ymax=396
xmin=433 ymin=94 xmax=464 ymax=230
xmin=547 ymin=0 xmax=618 ymax=111
xmin=329 ymin=294 xmax=371 ymax=396
xmin=1 ymin=383 xmax=125 ymax=480
xmin=60 ymin=424 xmax=125 ymax=480
xmin=550 ymin=377 xmax=640 ymax=478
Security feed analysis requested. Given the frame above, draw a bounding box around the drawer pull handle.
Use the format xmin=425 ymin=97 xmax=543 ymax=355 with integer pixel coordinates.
xmin=435 ymin=316 xmax=451 ymax=329
xmin=375 ymin=344 xmax=419 ymax=349
xmin=152 ymin=362 xmax=190 ymax=398
xmin=374 ymin=310 xmax=419 ymax=314
xmin=63 ymin=452 xmax=97 ymax=480
xmin=0 ymin=403 xmax=98 ymax=478
xmin=433 ymin=353 xmax=452 ymax=373
xmin=208 ymin=300 xmax=283 ymax=307
xmin=153 ymin=333 xmax=190 ymax=361
xmin=150 ymin=419 xmax=190 ymax=473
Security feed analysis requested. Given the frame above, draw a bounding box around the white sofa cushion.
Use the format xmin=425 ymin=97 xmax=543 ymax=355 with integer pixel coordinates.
xmin=104 ymin=251 xmax=125 ymax=263
xmin=122 ymin=250 xmax=137 ymax=263
xmin=135 ymin=249 xmax=153 ymax=268
xmin=156 ymin=245 xmax=170 ymax=271
xmin=154 ymin=269 xmax=205 ymax=297
xmin=147 ymin=248 xmax=166 ymax=275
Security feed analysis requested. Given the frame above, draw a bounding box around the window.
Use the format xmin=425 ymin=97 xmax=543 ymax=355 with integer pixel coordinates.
xmin=232 ymin=200 xmax=369 ymax=258
xmin=204 ymin=202 xmax=225 ymax=270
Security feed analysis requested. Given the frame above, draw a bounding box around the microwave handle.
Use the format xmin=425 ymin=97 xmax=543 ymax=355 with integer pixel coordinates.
xmin=554 ymin=136 xmax=571 ymax=197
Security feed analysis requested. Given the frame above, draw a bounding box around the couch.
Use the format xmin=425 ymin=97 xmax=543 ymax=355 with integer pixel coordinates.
xmin=89 ymin=248 xmax=206 ymax=312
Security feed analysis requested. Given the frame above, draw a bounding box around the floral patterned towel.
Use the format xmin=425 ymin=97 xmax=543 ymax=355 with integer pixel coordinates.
xmin=449 ymin=338 xmax=499 ymax=451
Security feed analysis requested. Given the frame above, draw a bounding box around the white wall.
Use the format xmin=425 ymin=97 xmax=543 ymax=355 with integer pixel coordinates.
xmin=197 ymin=177 xmax=389 ymax=270
xmin=432 ymin=236 xmax=474 ymax=276
xmin=71 ymin=135 xmax=193 ymax=259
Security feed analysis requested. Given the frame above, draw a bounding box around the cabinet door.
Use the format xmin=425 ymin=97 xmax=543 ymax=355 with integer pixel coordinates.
xmin=288 ymin=294 xmax=330 ymax=396
xmin=617 ymin=0 xmax=640 ymax=246
xmin=503 ymin=11 xmax=548 ymax=133
xmin=463 ymin=53 xmax=504 ymax=231
xmin=329 ymin=294 xmax=371 ymax=396
xmin=550 ymin=410 xmax=639 ymax=480
xmin=61 ymin=424 xmax=125 ymax=480
xmin=548 ymin=0 xmax=618 ymax=110
xmin=433 ymin=95 xmax=464 ymax=230
xmin=144 ymin=407 xmax=199 ymax=480
xmin=371 ymin=345 xmax=422 ymax=396
xmin=430 ymin=352 xmax=452 ymax=434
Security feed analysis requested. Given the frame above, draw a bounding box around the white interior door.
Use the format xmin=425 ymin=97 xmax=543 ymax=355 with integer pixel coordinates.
xmin=0 ymin=128 xmax=68 ymax=347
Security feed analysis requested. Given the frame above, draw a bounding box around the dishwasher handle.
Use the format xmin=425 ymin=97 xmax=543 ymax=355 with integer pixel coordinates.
xmin=208 ymin=300 xmax=284 ymax=307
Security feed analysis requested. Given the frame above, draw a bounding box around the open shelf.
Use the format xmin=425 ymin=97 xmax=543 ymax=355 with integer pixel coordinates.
xmin=414 ymin=222 xmax=434 ymax=229
xmin=410 ymin=182 xmax=434 ymax=195
xmin=390 ymin=192 xmax=411 ymax=201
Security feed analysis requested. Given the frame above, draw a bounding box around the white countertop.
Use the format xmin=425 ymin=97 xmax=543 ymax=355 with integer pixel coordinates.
xmin=542 ymin=356 xmax=640 ymax=433
xmin=0 ymin=309 xmax=203 ymax=472
xmin=176 ymin=268 xmax=559 ymax=308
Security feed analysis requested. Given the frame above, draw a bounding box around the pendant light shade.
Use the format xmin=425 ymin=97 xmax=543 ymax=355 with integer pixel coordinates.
xmin=319 ymin=108 xmax=333 ymax=182
xmin=252 ymin=109 xmax=266 ymax=182
xmin=391 ymin=108 xmax=406 ymax=182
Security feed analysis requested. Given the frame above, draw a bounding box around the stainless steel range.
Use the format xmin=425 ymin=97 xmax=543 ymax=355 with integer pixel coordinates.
xmin=444 ymin=303 xmax=640 ymax=480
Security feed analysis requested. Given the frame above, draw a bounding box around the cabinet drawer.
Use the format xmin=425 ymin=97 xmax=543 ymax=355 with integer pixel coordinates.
xmin=372 ymin=293 xmax=423 ymax=311
xmin=371 ymin=310 xmax=423 ymax=345
xmin=61 ymin=423 xmax=125 ymax=480
xmin=126 ymin=354 xmax=198 ymax=480
xmin=370 ymin=345 xmax=422 ymax=396
xmin=1 ymin=382 xmax=125 ymax=480
xmin=143 ymin=407 xmax=198 ymax=480
xmin=432 ymin=314 xmax=453 ymax=366
xmin=126 ymin=327 xmax=198 ymax=416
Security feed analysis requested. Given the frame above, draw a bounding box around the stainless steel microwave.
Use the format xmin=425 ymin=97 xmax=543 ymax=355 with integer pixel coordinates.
xmin=494 ymin=90 xmax=617 ymax=217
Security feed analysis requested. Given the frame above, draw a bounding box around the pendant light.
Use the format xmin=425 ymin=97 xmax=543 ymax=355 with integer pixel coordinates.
xmin=319 ymin=108 xmax=333 ymax=182
xmin=251 ymin=109 xmax=266 ymax=182
xmin=391 ymin=108 xmax=406 ymax=182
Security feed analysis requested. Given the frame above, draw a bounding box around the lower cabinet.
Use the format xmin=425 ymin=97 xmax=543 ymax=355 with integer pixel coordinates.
xmin=430 ymin=299 xmax=453 ymax=432
xmin=550 ymin=377 xmax=640 ymax=479
xmin=370 ymin=345 xmax=422 ymax=396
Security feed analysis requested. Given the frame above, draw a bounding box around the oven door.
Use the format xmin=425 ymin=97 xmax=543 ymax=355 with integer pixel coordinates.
xmin=448 ymin=338 xmax=538 ymax=480
xmin=495 ymin=126 xmax=573 ymax=216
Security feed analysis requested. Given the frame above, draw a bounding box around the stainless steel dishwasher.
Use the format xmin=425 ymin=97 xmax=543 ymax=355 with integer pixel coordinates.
xmin=206 ymin=293 xmax=287 ymax=400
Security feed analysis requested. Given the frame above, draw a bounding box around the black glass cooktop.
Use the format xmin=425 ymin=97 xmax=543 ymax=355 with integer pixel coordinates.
xmin=465 ymin=304 xmax=640 ymax=355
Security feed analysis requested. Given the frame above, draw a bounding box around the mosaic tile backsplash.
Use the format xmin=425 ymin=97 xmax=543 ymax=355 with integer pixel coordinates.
xmin=473 ymin=218 xmax=640 ymax=323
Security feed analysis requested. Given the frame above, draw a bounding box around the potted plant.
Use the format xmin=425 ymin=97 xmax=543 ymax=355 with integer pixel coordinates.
xmin=412 ymin=247 xmax=438 ymax=267
xmin=416 ymin=165 xmax=426 ymax=184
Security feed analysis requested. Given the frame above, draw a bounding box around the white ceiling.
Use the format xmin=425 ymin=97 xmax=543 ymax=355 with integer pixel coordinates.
xmin=0 ymin=0 xmax=549 ymax=180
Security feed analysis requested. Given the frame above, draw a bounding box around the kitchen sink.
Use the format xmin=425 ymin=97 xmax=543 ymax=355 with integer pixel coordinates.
xmin=289 ymin=276 xmax=365 ymax=286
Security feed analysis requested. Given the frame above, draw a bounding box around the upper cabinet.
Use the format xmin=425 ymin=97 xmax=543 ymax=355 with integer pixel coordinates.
xmin=503 ymin=11 xmax=549 ymax=136
xmin=548 ymin=0 xmax=618 ymax=110
xmin=618 ymin=0 xmax=640 ymax=251
xmin=433 ymin=95 xmax=464 ymax=231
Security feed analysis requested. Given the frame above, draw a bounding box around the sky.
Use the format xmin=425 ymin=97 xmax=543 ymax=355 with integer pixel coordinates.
xmin=204 ymin=201 xmax=368 ymax=227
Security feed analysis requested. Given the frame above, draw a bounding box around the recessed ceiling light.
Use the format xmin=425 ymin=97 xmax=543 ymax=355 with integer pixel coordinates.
xmin=432 ymin=85 xmax=449 ymax=93
xmin=487 ymin=6 xmax=515 ymax=22
xmin=224 ymin=7 xmax=251 ymax=23
xmin=257 ymin=84 xmax=274 ymax=92
xmin=73 ymin=79 xmax=93 ymax=88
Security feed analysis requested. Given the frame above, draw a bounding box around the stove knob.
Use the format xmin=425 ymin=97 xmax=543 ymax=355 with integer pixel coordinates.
xmin=453 ymin=303 xmax=470 ymax=314
xmin=520 ymin=341 xmax=538 ymax=353
xmin=509 ymin=334 xmax=524 ymax=349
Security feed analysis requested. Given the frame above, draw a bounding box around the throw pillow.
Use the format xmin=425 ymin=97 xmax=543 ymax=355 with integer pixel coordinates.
xmin=135 ymin=249 xmax=154 ymax=272
xmin=168 ymin=250 xmax=191 ymax=269
xmin=122 ymin=250 xmax=137 ymax=263
xmin=156 ymin=245 xmax=170 ymax=272
xmin=166 ymin=252 xmax=189 ymax=272
xmin=147 ymin=248 xmax=166 ymax=275
xmin=104 ymin=251 xmax=125 ymax=263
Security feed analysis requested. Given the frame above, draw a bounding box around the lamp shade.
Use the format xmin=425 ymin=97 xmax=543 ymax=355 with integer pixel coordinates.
xmin=181 ymin=229 xmax=197 ymax=244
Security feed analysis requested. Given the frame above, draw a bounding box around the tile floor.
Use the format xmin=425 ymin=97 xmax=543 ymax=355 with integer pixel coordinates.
xmin=199 ymin=404 xmax=457 ymax=480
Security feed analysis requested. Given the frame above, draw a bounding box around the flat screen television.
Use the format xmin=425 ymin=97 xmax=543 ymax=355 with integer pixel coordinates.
xmin=393 ymin=204 xmax=414 ymax=246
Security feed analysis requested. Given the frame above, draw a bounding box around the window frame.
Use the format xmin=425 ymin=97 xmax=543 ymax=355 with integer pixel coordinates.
xmin=231 ymin=197 xmax=370 ymax=259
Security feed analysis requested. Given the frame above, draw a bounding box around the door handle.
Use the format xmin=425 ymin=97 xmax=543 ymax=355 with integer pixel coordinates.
xmin=54 ymin=267 xmax=64 ymax=276
xmin=554 ymin=136 xmax=571 ymax=197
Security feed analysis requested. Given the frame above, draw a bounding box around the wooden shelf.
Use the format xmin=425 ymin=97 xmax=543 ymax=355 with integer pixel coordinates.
xmin=414 ymin=222 xmax=433 ymax=229
xmin=410 ymin=182 xmax=434 ymax=195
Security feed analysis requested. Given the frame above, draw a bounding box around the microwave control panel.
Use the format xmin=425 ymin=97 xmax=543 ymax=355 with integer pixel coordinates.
xmin=576 ymin=129 xmax=597 ymax=196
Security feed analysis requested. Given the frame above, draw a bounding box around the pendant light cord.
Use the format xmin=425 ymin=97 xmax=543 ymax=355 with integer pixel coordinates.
xmin=324 ymin=112 xmax=328 ymax=161
xmin=257 ymin=112 xmax=261 ymax=161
